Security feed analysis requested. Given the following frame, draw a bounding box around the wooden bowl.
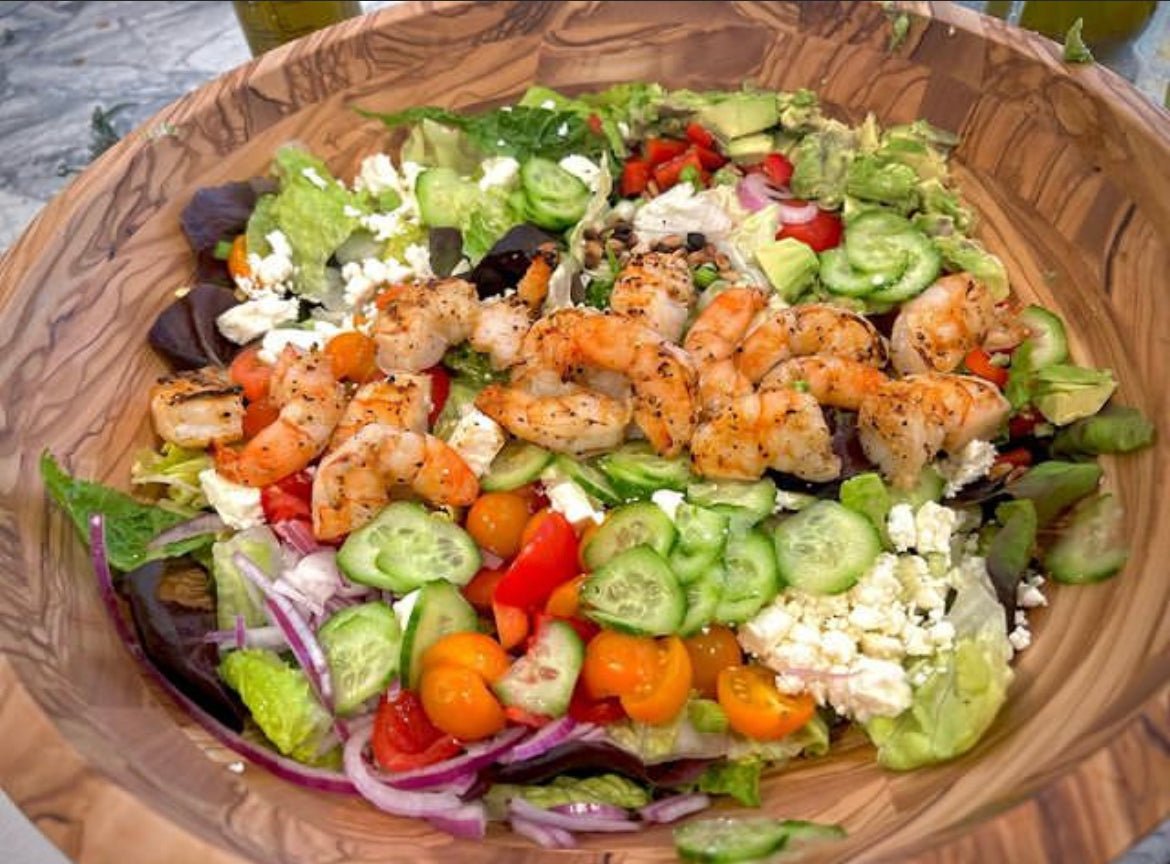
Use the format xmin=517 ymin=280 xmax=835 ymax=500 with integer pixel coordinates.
xmin=1 ymin=1 xmax=1168 ymax=861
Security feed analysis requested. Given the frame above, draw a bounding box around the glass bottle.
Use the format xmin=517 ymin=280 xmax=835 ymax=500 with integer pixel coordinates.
xmin=233 ymin=1 xmax=364 ymax=57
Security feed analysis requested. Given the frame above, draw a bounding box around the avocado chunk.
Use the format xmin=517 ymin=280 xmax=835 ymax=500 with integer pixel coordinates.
xmin=756 ymin=238 xmax=819 ymax=301
xmin=726 ymin=132 xmax=776 ymax=163
xmin=933 ymin=234 xmax=1009 ymax=300
xmin=1031 ymin=364 xmax=1117 ymax=426
xmin=697 ymin=94 xmax=779 ymax=141
xmin=1052 ymin=405 xmax=1155 ymax=455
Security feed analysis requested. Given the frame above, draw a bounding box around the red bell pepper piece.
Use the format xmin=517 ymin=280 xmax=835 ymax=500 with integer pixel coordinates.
xmin=644 ymin=137 xmax=689 ymax=166
xmin=620 ymin=157 xmax=652 ymax=197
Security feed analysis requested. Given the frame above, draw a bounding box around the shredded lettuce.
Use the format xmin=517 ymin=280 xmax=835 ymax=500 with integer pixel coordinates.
xmin=130 ymin=442 xmax=211 ymax=514
xmin=483 ymin=774 xmax=650 ymax=819
xmin=210 ymin=526 xmax=280 ymax=630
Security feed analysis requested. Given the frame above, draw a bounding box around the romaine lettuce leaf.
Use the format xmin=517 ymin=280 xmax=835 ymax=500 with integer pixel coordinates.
xmin=697 ymin=759 xmax=762 ymax=807
xmin=130 ymin=442 xmax=212 ymax=514
xmin=210 ymin=526 xmax=280 ymax=630
xmin=483 ymin=773 xmax=650 ymax=820
xmin=219 ymin=648 xmax=336 ymax=764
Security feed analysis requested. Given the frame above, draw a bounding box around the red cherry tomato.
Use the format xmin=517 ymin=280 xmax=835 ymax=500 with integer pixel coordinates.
xmin=229 ymin=345 xmax=273 ymax=403
xmin=963 ymin=348 xmax=1009 ymax=388
xmin=776 ymin=210 xmax=843 ymax=252
xmin=260 ymin=470 xmax=313 ymax=523
xmin=494 ymin=511 xmax=579 ymax=609
xmin=371 ymin=689 xmax=461 ymax=772
xmin=423 ymin=366 xmax=451 ymax=427
xmin=568 ymin=687 xmax=627 ymax=725
xmin=761 ymin=152 xmax=794 ymax=187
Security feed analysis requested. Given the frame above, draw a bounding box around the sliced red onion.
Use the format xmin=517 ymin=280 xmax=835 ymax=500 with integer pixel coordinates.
xmin=777 ymin=200 xmax=818 ymax=225
xmin=479 ymin=549 xmax=505 ymax=570
xmin=233 ymin=613 xmax=246 ymax=650
xmin=736 ymin=173 xmax=775 ymax=212
xmin=272 ymin=519 xmax=320 ymax=557
xmin=386 ymin=726 xmax=527 ymax=790
xmin=146 ymin=512 xmax=225 ymax=551
xmin=88 ymin=515 xmax=356 ymax=795
xmin=508 ymin=798 xmax=638 ymax=833
xmin=639 ymin=793 xmax=712 ymax=824
xmin=511 ymin=816 xmax=576 ymax=849
xmin=551 ymin=801 xmax=629 ymax=820
xmin=203 ymin=626 xmax=287 ymax=650
xmin=343 ymin=721 xmax=485 ymax=836
xmin=499 ymin=715 xmax=578 ymax=764
xmin=233 ymin=551 xmax=335 ymax=713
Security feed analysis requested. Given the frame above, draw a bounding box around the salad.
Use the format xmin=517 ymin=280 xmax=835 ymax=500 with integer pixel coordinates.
xmin=43 ymin=80 xmax=1155 ymax=859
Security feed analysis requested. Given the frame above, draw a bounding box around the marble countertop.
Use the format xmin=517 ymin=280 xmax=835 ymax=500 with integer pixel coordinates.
xmin=0 ymin=2 xmax=1167 ymax=863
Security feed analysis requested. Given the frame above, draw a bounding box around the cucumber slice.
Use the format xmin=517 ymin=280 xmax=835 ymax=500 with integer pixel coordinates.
xmin=554 ymin=454 xmax=626 ymax=505
xmin=581 ymin=546 xmax=686 ymax=636
xmin=679 ymin=568 xmax=725 ymax=637
xmin=582 ymin=502 xmax=677 ymax=571
xmin=318 ymin=602 xmax=402 ymax=715
xmin=714 ymin=530 xmax=781 ymax=624
xmin=820 ymin=247 xmax=899 ymax=297
xmin=668 ymin=503 xmax=730 ymax=584
xmin=845 ymin=211 xmax=914 ymax=273
xmin=889 ymin=466 xmax=945 ymax=508
xmin=399 ymin=581 xmax=479 ymax=688
xmin=1044 ymin=493 xmax=1128 ymax=584
xmin=481 ymin=441 xmax=553 ymax=492
xmin=866 ymin=230 xmax=941 ymax=303
xmin=520 ymin=158 xmax=590 ymax=231
xmin=337 ymin=502 xmax=480 ymax=593
xmin=773 ymin=500 xmax=881 ymax=595
xmin=839 ymin=471 xmax=892 ymax=547
xmin=597 ymin=442 xmax=695 ymax=500
xmin=675 ymin=817 xmax=844 ymax=863
xmin=1018 ymin=305 xmax=1069 ymax=370
xmin=686 ymin=478 xmax=777 ymax=529
xmin=493 ymin=619 xmax=584 ymax=717
xmin=416 ymin=167 xmax=479 ymax=228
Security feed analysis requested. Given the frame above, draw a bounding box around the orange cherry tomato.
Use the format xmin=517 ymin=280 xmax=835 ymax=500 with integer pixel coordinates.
xmin=325 ymin=331 xmax=379 ymax=383
xmin=422 ymin=632 xmax=510 ymax=684
xmin=964 ymin=347 xmax=1009 ymax=388
xmin=227 ymin=234 xmax=251 ymax=280
xmin=229 ymin=345 xmax=273 ymax=403
xmin=684 ymin=626 xmax=744 ymax=698
xmin=581 ymin=631 xmax=659 ymax=699
xmin=493 ymin=600 xmax=529 ymax=651
xmin=462 ymin=566 xmax=505 ymax=612
xmin=621 ymin=636 xmax=693 ymax=725
xmin=466 ymin=492 xmax=531 ymax=559
xmin=419 ymin=663 xmax=506 ymax=741
xmin=241 ymin=397 xmax=281 ymax=438
xmin=545 ymin=574 xmax=586 ymax=619
xmin=717 ymin=665 xmax=816 ymax=741
xmin=519 ymin=508 xmax=556 ymax=549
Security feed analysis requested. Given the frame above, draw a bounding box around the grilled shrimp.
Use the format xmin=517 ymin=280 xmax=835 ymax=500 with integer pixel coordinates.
xmin=469 ymin=295 xmax=535 ymax=371
xmin=374 ymin=278 xmax=478 ymax=372
xmin=522 ymin=309 xmax=698 ymax=456
xmin=217 ymin=347 xmax=345 ymax=487
xmin=889 ymin=273 xmax=996 ymax=374
xmin=330 ymin=373 xmax=432 ymax=448
xmin=683 ymin=286 xmax=767 ymax=414
xmin=760 ymin=356 xmax=890 ymax=411
xmin=858 ymin=372 xmax=1010 ymax=489
xmin=312 ymin=424 xmax=479 ymax=540
xmin=736 ymin=303 xmax=888 ymax=383
xmin=149 ymin=367 xmax=244 ymax=449
xmin=690 ymin=387 xmax=840 ymax=482
xmin=610 ymin=250 xmax=695 ymax=343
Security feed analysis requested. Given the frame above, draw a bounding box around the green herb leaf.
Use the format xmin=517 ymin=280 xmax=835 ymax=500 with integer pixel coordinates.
xmin=441 ymin=343 xmax=506 ymax=387
xmin=1063 ymin=18 xmax=1094 ymax=64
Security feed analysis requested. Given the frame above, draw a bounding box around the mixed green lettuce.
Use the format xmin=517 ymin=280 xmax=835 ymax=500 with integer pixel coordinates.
xmin=130 ymin=442 xmax=211 ymax=514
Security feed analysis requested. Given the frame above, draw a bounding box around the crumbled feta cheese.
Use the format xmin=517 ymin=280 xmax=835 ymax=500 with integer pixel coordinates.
xmin=539 ymin=99 xmax=557 ymax=110
xmin=915 ymin=501 xmax=957 ymax=557
xmin=301 ymin=166 xmax=328 ymax=190
xmin=354 ymin=153 xmax=399 ymax=197
xmin=237 ymin=230 xmax=296 ymax=297
xmin=887 ymin=503 xmax=917 ymax=552
xmin=1017 ymin=573 xmax=1048 ymax=609
xmin=834 ymin=657 xmax=914 ymax=722
xmin=558 ymin=155 xmax=602 ymax=192
xmin=362 ymin=210 xmax=406 ymax=242
xmin=216 ymin=296 xmax=300 ymax=345
xmin=342 ymin=257 xmax=412 ymax=308
xmin=555 ymin=122 xmax=569 ymax=137
xmin=227 ymin=761 xmax=246 ymax=775
xmin=1008 ymin=625 xmax=1032 ymax=652
xmin=257 ymin=323 xmax=340 ymax=364
xmin=477 ymin=156 xmax=521 ymax=191
xmin=199 ymin=469 xmax=263 ymax=530
xmin=937 ymin=439 xmax=997 ymax=497
xmin=402 ymin=243 xmax=434 ymax=279
xmin=445 ymin=409 xmax=506 ymax=477
xmin=543 ymin=474 xmax=605 ymax=525
xmin=650 ymin=489 xmax=685 ymax=521
xmin=343 ymin=204 xmax=363 ymax=219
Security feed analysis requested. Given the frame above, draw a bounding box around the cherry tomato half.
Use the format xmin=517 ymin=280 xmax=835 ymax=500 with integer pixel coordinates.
xmin=229 ymin=345 xmax=273 ymax=403
xmin=717 ymin=665 xmax=816 ymax=741
xmin=776 ymin=210 xmax=843 ymax=252
xmin=371 ymin=689 xmax=460 ymax=772
xmin=325 ymin=331 xmax=379 ymax=383
xmin=419 ymin=663 xmax=506 ymax=741
xmin=495 ymin=511 xmax=578 ymax=609
xmin=466 ymin=492 xmax=531 ymax=559
xmin=582 ymin=630 xmax=658 ymax=699
xmin=421 ymin=632 xmax=510 ymax=684
xmin=621 ymin=636 xmax=693 ymax=725
xmin=683 ymin=625 xmax=743 ymax=699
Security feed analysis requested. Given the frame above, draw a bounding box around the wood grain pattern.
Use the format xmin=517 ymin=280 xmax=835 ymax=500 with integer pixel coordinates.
xmin=0 ymin=1 xmax=1168 ymax=861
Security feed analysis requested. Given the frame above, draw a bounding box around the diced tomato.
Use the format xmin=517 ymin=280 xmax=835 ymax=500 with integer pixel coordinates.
xmin=994 ymin=447 xmax=1033 ymax=470
xmin=761 ymin=152 xmax=794 ymax=187
xmin=504 ymin=706 xmax=552 ymax=728
xmin=963 ymin=348 xmax=1009 ymax=388
xmin=620 ymin=158 xmax=652 ymax=197
xmin=568 ymin=687 xmax=627 ymax=725
xmin=653 ymin=149 xmax=707 ymax=192
xmin=463 ymin=566 xmax=506 ymax=612
xmin=423 ymin=366 xmax=451 ymax=426
xmin=226 ymin=235 xmax=251 ymax=281
xmin=1009 ymin=409 xmax=1041 ymax=440
xmin=692 ymin=145 xmax=727 ymax=171
xmin=495 ymin=511 xmax=579 ymax=608
xmin=241 ymin=397 xmax=280 ymax=439
xmin=587 ymin=113 xmax=603 ymax=136
xmin=684 ymin=122 xmax=716 ymax=149
xmin=776 ymin=210 xmax=843 ymax=252
xmin=260 ymin=470 xmax=313 ymax=523
xmin=493 ymin=600 xmax=529 ymax=651
xmin=371 ymin=689 xmax=461 ymax=772
xmin=644 ymin=137 xmax=689 ymax=166
xmin=229 ymin=345 xmax=273 ymax=403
